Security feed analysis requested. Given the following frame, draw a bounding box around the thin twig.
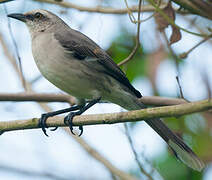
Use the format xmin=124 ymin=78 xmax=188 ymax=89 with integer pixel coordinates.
xmin=118 ymin=0 xmax=142 ymax=66
xmin=140 ymin=0 xmax=161 ymax=23
xmin=124 ymin=123 xmax=154 ymax=180
xmin=161 ymin=31 xmax=179 ymax=69
xmin=0 ymin=32 xmax=22 ymax=80
xmin=3 ymin=5 xmax=27 ymax=90
xmin=124 ymin=0 xmax=137 ymax=23
xmin=183 ymin=16 xmax=212 ymax=46
xmin=0 ymin=163 xmax=70 ymax=180
xmin=179 ymin=35 xmax=212 ymax=59
xmin=148 ymin=0 xmax=210 ymax=37
xmin=162 ymin=31 xmax=188 ymax=101
xmin=176 ymin=76 xmax=186 ymax=100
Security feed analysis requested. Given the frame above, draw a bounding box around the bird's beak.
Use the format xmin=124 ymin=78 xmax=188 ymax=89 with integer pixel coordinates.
xmin=7 ymin=13 xmax=27 ymax=22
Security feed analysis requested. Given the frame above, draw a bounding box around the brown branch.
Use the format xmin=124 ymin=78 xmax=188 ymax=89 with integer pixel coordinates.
xmin=118 ymin=0 xmax=142 ymax=66
xmin=139 ymin=96 xmax=187 ymax=106
xmin=33 ymin=0 xmax=167 ymax=14
xmin=0 ymin=99 xmax=211 ymax=134
xmin=0 ymin=93 xmax=76 ymax=104
xmin=0 ymin=93 xmax=188 ymax=106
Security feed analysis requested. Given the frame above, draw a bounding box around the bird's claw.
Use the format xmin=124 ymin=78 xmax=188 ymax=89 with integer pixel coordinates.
xmin=79 ymin=125 xmax=83 ymax=136
xmin=39 ymin=113 xmax=58 ymax=136
xmin=39 ymin=113 xmax=49 ymax=137
xmin=64 ymin=112 xmax=83 ymax=136
xmin=50 ymin=127 xmax=58 ymax=131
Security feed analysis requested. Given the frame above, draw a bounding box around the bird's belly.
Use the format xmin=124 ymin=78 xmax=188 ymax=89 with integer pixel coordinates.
xmin=32 ymin=34 xmax=100 ymax=99
xmin=36 ymin=56 xmax=101 ymax=99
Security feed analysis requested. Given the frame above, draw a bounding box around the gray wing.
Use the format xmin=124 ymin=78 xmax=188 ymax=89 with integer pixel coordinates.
xmin=54 ymin=28 xmax=142 ymax=98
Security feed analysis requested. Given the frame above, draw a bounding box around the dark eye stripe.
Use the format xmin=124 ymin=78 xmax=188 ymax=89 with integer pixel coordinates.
xmin=25 ymin=12 xmax=45 ymax=21
xmin=34 ymin=12 xmax=43 ymax=19
xmin=25 ymin=14 xmax=34 ymax=21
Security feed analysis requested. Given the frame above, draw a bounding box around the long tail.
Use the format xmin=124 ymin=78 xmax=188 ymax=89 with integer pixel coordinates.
xmin=146 ymin=118 xmax=204 ymax=171
xmin=123 ymin=97 xmax=205 ymax=171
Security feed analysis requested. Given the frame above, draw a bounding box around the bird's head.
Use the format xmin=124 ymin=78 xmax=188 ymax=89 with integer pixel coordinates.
xmin=8 ymin=9 xmax=62 ymax=34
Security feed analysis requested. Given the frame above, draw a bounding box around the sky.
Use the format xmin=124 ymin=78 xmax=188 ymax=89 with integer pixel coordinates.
xmin=0 ymin=0 xmax=211 ymax=179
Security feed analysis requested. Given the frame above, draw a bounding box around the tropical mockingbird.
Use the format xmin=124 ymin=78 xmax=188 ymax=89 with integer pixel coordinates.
xmin=8 ymin=9 xmax=204 ymax=171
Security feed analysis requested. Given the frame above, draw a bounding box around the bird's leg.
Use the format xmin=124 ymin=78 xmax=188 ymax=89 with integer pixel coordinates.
xmin=64 ymin=97 xmax=101 ymax=136
xmin=39 ymin=105 xmax=83 ymax=136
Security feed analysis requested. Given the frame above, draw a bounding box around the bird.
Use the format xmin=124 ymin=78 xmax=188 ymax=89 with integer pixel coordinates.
xmin=8 ymin=9 xmax=204 ymax=171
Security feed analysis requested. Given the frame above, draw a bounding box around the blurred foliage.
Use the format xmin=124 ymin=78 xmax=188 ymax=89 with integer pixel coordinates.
xmin=155 ymin=153 xmax=203 ymax=180
xmin=107 ymin=29 xmax=147 ymax=82
xmin=107 ymin=27 xmax=212 ymax=179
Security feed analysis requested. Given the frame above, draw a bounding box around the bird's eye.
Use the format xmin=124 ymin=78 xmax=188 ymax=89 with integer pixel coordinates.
xmin=34 ymin=12 xmax=43 ymax=19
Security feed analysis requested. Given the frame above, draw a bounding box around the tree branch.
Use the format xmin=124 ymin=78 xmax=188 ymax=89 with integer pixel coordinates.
xmin=171 ymin=0 xmax=212 ymax=20
xmin=33 ymin=0 xmax=167 ymax=14
xmin=0 ymin=93 xmax=187 ymax=106
xmin=0 ymin=99 xmax=211 ymax=134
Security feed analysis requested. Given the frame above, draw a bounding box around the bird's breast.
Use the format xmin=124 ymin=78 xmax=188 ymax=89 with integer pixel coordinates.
xmin=31 ymin=33 xmax=104 ymax=99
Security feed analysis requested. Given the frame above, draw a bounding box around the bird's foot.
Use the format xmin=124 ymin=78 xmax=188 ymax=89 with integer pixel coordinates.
xmin=63 ymin=97 xmax=101 ymax=136
xmin=39 ymin=98 xmax=101 ymax=137
xmin=38 ymin=106 xmax=82 ymax=136
xmin=39 ymin=113 xmax=55 ymax=137
xmin=64 ymin=111 xmax=83 ymax=136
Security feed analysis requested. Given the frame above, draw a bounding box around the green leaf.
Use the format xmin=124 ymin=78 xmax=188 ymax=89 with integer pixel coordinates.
xmin=107 ymin=30 xmax=147 ymax=82
xmin=154 ymin=153 xmax=203 ymax=180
